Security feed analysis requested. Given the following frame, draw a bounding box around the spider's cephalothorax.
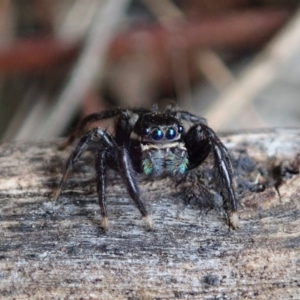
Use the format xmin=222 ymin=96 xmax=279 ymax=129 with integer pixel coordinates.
xmin=54 ymin=107 xmax=238 ymax=230
xmin=131 ymin=112 xmax=188 ymax=177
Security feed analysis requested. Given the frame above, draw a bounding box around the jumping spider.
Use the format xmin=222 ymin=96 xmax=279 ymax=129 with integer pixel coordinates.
xmin=54 ymin=106 xmax=238 ymax=230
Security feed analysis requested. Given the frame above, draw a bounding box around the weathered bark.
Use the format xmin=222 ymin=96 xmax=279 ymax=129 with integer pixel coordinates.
xmin=0 ymin=129 xmax=300 ymax=299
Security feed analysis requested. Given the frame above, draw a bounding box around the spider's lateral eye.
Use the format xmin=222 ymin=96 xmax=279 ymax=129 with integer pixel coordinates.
xmin=142 ymin=127 xmax=150 ymax=135
xmin=165 ymin=127 xmax=176 ymax=140
xmin=151 ymin=128 xmax=164 ymax=141
xmin=178 ymin=125 xmax=184 ymax=133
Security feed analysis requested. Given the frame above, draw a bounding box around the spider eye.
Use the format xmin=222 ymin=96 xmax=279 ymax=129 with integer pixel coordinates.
xmin=142 ymin=127 xmax=150 ymax=135
xmin=165 ymin=127 xmax=176 ymax=140
xmin=151 ymin=128 xmax=164 ymax=141
xmin=178 ymin=125 xmax=184 ymax=133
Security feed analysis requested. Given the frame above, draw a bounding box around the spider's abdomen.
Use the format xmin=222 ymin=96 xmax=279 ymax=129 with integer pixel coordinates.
xmin=140 ymin=142 xmax=188 ymax=177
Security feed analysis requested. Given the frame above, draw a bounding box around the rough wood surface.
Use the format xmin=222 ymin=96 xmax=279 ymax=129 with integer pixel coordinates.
xmin=0 ymin=129 xmax=300 ymax=299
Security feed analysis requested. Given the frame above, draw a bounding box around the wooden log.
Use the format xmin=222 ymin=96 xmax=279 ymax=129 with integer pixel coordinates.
xmin=0 ymin=128 xmax=300 ymax=299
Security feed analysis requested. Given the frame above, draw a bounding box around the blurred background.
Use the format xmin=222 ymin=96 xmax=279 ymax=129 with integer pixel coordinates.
xmin=0 ymin=0 xmax=300 ymax=141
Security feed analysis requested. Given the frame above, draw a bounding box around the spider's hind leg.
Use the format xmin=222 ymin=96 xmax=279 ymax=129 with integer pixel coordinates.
xmin=168 ymin=109 xmax=208 ymax=125
xmin=59 ymin=109 xmax=123 ymax=150
xmin=53 ymin=128 xmax=115 ymax=201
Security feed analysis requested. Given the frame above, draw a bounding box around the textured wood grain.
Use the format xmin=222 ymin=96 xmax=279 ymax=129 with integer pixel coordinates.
xmin=0 ymin=129 xmax=300 ymax=299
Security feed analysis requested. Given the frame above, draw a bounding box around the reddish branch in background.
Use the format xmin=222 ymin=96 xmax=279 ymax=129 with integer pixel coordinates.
xmin=0 ymin=38 xmax=79 ymax=74
xmin=0 ymin=8 xmax=292 ymax=75
xmin=109 ymin=9 xmax=291 ymax=60
xmin=106 ymin=9 xmax=291 ymax=95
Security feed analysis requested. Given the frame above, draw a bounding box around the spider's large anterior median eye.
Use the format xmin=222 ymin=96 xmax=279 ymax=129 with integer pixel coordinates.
xmin=165 ymin=127 xmax=176 ymax=140
xmin=142 ymin=127 xmax=150 ymax=135
xmin=151 ymin=128 xmax=164 ymax=140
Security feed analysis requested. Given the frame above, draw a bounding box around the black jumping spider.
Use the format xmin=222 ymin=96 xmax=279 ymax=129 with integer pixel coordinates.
xmin=54 ymin=106 xmax=238 ymax=230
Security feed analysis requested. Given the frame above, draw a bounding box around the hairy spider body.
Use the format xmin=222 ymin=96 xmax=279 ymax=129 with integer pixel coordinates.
xmin=140 ymin=143 xmax=188 ymax=176
xmin=54 ymin=107 xmax=238 ymax=230
xmin=129 ymin=113 xmax=189 ymax=177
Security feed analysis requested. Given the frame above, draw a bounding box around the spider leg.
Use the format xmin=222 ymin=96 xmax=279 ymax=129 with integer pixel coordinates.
xmin=55 ymin=126 xmax=151 ymax=229
xmin=59 ymin=109 xmax=124 ymax=150
xmin=60 ymin=108 xmax=151 ymax=150
xmin=97 ymin=143 xmax=151 ymax=229
xmin=53 ymin=128 xmax=115 ymax=201
xmin=116 ymin=147 xmax=152 ymax=229
xmin=167 ymin=109 xmax=207 ymax=125
xmin=185 ymin=124 xmax=238 ymax=229
xmin=95 ymin=144 xmax=152 ymax=229
xmin=95 ymin=148 xmax=110 ymax=230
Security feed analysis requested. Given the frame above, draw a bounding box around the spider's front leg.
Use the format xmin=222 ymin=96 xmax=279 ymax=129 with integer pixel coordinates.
xmin=116 ymin=147 xmax=152 ymax=229
xmin=95 ymin=145 xmax=151 ymax=230
xmin=185 ymin=124 xmax=239 ymax=229
xmin=54 ymin=128 xmax=151 ymax=230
